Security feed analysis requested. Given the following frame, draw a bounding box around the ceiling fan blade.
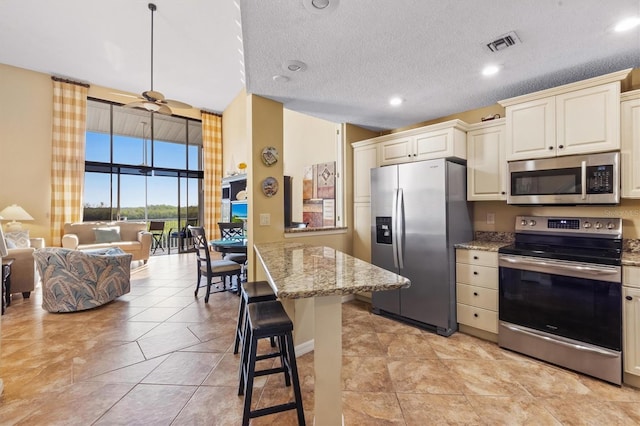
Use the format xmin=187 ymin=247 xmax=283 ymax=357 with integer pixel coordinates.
xmin=163 ymin=98 xmax=192 ymax=110
xmin=110 ymin=92 xmax=142 ymax=100
xmin=156 ymin=104 xmax=173 ymax=115
xmin=123 ymin=101 xmax=148 ymax=109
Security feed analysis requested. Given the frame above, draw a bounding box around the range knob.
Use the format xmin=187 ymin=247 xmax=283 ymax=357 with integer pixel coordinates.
xmin=583 ymin=221 xmax=592 ymax=229
xmin=529 ymin=220 xmax=536 ymax=226
xmin=607 ymin=222 xmax=616 ymax=230
xmin=595 ymin=222 xmax=603 ymax=229
xmin=520 ymin=219 xmax=528 ymax=226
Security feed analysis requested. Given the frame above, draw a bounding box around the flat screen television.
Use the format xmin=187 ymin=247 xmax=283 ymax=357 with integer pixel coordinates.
xmin=231 ymin=202 xmax=247 ymax=221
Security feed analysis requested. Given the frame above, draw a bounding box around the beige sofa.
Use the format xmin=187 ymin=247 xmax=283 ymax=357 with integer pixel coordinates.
xmin=6 ymin=237 xmax=45 ymax=299
xmin=62 ymin=221 xmax=152 ymax=263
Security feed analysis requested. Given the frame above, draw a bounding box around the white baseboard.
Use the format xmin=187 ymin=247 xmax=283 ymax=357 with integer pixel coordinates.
xmin=294 ymin=339 xmax=315 ymax=357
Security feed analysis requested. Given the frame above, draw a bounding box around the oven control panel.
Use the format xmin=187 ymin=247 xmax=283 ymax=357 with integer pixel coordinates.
xmin=515 ymin=215 xmax=622 ymax=237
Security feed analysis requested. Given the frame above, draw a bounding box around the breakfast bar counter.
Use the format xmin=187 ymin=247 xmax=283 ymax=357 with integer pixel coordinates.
xmin=254 ymin=241 xmax=410 ymax=425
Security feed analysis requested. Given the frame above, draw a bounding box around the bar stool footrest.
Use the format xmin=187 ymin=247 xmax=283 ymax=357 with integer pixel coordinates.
xmin=250 ymin=402 xmax=299 ymax=419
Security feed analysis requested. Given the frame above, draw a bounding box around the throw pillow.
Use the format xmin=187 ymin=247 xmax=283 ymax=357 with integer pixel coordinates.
xmin=93 ymin=226 xmax=121 ymax=243
xmin=5 ymin=230 xmax=30 ymax=248
xmin=5 ymin=238 xmax=17 ymax=249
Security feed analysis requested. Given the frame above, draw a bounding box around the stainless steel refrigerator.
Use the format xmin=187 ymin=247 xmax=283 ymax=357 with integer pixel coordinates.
xmin=370 ymin=158 xmax=472 ymax=336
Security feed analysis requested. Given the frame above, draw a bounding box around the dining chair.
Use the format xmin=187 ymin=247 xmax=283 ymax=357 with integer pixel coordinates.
xmin=148 ymin=221 xmax=165 ymax=254
xmin=188 ymin=225 xmax=242 ymax=302
xmin=217 ymin=222 xmax=247 ymax=280
xmin=218 ymin=222 xmax=244 ymax=240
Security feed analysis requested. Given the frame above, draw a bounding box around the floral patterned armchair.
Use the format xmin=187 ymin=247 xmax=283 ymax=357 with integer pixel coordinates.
xmin=33 ymin=247 xmax=132 ymax=313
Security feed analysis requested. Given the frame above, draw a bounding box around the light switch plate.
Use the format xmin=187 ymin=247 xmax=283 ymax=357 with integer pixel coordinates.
xmin=487 ymin=213 xmax=495 ymax=225
xmin=259 ymin=213 xmax=270 ymax=226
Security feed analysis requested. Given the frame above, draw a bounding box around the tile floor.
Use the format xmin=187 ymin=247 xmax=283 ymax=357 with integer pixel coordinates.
xmin=2 ymin=253 xmax=640 ymax=425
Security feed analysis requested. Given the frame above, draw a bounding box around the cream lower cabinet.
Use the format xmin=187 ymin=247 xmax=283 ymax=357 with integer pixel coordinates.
xmin=621 ymin=90 xmax=640 ymax=198
xmin=455 ymin=249 xmax=499 ymax=337
xmin=623 ymin=266 xmax=640 ymax=385
xmin=353 ymin=203 xmax=371 ymax=262
xmin=466 ymin=119 xmax=506 ymax=201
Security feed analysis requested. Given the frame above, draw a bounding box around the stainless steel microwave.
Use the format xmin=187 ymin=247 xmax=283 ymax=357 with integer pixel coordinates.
xmin=507 ymin=151 xmax=620 ymax=205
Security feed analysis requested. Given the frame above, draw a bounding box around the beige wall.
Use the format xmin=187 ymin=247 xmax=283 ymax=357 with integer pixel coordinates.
xmin=473 ymin=199 xmax=640 ymax=239
xmin=283 ymin=109 xmax=340 ymax=223
xmin=0 ymin=64 xmax=53 ymax=243
xmin=221 ymin=88 xmax=249 ymax=175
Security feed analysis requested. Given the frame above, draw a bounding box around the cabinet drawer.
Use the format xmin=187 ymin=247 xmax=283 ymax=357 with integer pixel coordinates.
xmin=455 ymin=249 xmax=498 ymax=267
xmin=457 ymin=303 xmax=498 ymax=333
xmin=456 ymin=283 xmax=497 ymax=311
xmin=623 ymin=266 xmax=640 ymax=289
xmin=456 ymin=263 xmax=498 ymax=289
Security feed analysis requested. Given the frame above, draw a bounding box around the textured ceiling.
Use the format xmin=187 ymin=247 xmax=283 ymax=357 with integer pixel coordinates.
xmin=1 ymin=0 xmax=639 ymax=132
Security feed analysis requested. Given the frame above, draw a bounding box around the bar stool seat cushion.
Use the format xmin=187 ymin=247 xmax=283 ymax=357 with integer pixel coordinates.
xmin=248 ymin=300 xmax=293 ymax=337
xmin=243 ymin=281 xmax=276 ymax=302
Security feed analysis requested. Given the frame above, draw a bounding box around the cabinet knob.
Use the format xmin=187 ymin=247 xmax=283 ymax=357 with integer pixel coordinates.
xmin=558 ymin=145 xmax=564 ymax=149
xmin=473 ymin=271 xmax=478 ymax=275
xmin=501 ymin=191 xmax=506 ymax=195
xmin=473 ymin=292 xmax=478 ymax=296
xmin=413 ymin=154 xmax=417 ymax=157
xmin=474 ymin=313 xmax=479 ymax=318
xmin=548 ymin=146 xmax=554 ymax=150
xmin=407 ymin=155 xmax=411 ymax=158
xmin=626 ymin=295 xmax=633 ymax=301
xmin=473 ymin=256 xmax=478 ymax=260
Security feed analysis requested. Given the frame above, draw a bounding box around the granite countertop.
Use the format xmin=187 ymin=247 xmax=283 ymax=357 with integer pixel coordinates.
xmin=254 ymin=241 xmax=410 ymax=299
xmin=284 ymin=226 xmax=347 ymax=234
xmin=454 ymin=240 xmax=509 ymax=252
xmin=622 ymin=252 xmax=640 ymax=267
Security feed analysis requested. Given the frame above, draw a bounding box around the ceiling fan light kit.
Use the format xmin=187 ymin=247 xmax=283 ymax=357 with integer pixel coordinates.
xmin=124 ymin=3 xmax=192 ymax=114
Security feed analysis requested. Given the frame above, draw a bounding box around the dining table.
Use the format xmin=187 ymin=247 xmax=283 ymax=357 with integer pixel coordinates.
xmin=253 ymin=241 xmax=410 ymax=425
xmin=209 ymin=238 xmax=248 ymax=256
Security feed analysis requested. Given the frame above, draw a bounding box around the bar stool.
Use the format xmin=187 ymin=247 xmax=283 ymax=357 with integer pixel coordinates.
xmin=238 ymin=300 xmax=305 ymax=426
xmin=234 ymin=281 xmax=277 ymax=355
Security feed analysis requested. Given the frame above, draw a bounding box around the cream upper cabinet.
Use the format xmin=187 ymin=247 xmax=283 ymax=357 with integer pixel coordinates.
xmin=378 ymin=136 xmax=413 ymax=165
xmin=555 ymin=82 xmax=620 ymax=156
xmin=466 ymin=119 xmax=507 ymax=201
xmin=621 ymin=90 xmax=640 ymax=198
xmin=352 ymin=141 xmax=379 ymax=203
xmin=501 ymin=70 xmax=630 ymax=161
xmin=378 ymin=120 xmax=468 ymax=166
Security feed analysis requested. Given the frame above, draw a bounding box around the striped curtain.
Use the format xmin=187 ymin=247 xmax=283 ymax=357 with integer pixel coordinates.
xmin=202 ymin=111 xmax=223 ymax=241
xmin=50 ymin=78 xmax=88 ymax=246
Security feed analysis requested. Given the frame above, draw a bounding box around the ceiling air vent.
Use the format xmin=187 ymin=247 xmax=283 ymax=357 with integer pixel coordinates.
xmin=486 ymin=31 xmax=520 ymax=52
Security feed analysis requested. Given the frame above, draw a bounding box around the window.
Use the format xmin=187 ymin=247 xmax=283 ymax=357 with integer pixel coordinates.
xmin=84 ymin=99 xmax=203 ymax=243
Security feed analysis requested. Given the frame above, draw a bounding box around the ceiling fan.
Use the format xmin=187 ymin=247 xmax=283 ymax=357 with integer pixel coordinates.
xmin=123 ymin=3 xmax=192 ymax=114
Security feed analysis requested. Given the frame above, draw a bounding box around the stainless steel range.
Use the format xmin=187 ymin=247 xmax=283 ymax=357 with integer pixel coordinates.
xmin=498 ymin=215 xmax=623 ymax=385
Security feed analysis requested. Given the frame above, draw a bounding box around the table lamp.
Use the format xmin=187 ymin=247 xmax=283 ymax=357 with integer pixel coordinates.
xmin=0 ymin=204 xmax=34 ymax=232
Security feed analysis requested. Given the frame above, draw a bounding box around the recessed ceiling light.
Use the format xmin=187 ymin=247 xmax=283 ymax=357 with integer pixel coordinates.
xmin=389 ymin=97 xmax=403 ymax=107
xmin=302 ymin=0 xmax=339 ymax=14
xmin=482 ymin=64 xmax=501 ymax=76
xmin=273 ymin=75 xmax=290 ymax=83
xmin=614 ymin=16 xmax=640 ymax=32
xmin=283 ymin=60 xmax=307 ymax=72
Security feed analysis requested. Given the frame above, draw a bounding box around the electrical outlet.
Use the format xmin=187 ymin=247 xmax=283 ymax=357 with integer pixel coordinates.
xmin=259 ymin=213 xmax=270 ymax=226
xmin=487 ymin=213 xmax=495 ymax=225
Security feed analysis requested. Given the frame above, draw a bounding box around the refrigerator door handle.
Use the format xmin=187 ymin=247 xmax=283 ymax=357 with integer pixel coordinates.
xmin=391 ymin=189 xmax=399 ymax=269
xmin=397 ymin=188 xmax=404 ymax=269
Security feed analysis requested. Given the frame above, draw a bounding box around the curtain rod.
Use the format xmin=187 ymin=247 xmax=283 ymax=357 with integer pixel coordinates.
xmin=51 ymin=76 xmax=90 ymax=88
xmin=200 ymin=109 xmax=222 ymax=118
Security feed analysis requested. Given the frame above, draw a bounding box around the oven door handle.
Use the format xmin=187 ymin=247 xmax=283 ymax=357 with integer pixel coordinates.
xmin=499 ymin=255 xmax=620 ymax=277
xmin=581 ymin=160 xmax=587 ymax=200
xmin=501 ymin=323 xmax=620 ymax=358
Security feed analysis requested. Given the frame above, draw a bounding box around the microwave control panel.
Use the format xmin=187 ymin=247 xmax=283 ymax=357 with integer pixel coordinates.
xmin=586 ymin=165 xmax=613 ymax=193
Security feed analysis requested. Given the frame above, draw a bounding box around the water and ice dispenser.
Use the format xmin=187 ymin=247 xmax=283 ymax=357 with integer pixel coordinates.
xmin=375 ymin=217 xmax=393 ymax=244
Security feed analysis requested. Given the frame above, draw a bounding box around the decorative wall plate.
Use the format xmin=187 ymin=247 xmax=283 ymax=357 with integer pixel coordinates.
xmin=261 ymin=146 xmax=279 ymax=166
xmin=236 ymin=190 xmax=247 ymax=201
xmin=261 ymin=177 xmax=278 ymax=197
